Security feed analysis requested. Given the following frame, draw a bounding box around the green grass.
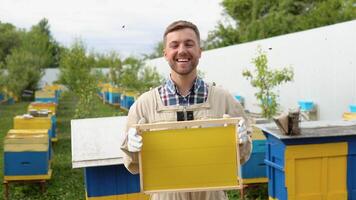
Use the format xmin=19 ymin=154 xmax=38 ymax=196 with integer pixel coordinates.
xmin=0 ymin=92 xmax=268 ymax=199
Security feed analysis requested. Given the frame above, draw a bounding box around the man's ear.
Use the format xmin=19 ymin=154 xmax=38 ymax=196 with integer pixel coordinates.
xmin=163 ymin=48 xmax=168 ymax=60
xmin=198 ymin=47 xmax=202 ymax=58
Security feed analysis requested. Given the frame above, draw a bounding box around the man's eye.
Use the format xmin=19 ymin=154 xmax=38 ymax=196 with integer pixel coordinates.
xmin=185 ymin=42 xmax=194 ymax=47
xmin=169 ymin=45 xmax=178 ymax=49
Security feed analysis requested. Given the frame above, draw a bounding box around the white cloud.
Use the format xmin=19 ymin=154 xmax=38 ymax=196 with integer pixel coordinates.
xmin=0 ymin=0 xmax=223 ymax=57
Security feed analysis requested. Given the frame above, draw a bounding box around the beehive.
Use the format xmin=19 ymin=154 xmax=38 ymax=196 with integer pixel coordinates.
xmin=8 ymin=129 xmax=53 ymax=160
xmin=72 ymin=116 xmax=149 ymax=200
xmin=28 ymin=102 xmax=57 ymax=115
xmin=13 ymin=115 xmax=56 ymax=140
xmin=4 ymin=131 xmax=50 ymax=176
xmin=35 ymin=90 xmax=57 ymax=103
xmin=85 ymin=165 xmax=148 ymax=200
xmin=259 ymin=121 xmax=356 ymax=200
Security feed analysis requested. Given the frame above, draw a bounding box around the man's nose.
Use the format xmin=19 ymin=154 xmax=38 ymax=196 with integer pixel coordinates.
xmin=177 ymin=44 xmax=188 ymax=54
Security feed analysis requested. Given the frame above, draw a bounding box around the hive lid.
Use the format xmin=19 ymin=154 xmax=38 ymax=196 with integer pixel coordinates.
xmin=71 ymin=116 xmax=127 ymax=168
xmin=256 ymin=120 xmax=356 ymax=139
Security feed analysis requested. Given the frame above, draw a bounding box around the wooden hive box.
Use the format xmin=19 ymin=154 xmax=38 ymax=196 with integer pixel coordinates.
xmin=259 ymin=121 xmax=356 ymax=200
xmin=71 ymin=116 xmax=149 ymax=200
xmin=4 ymin=131 xmax=50 ymax=176
xmin=14 ymin=115 xmax=51 ymax=130
xmin=8 ymin=129 xmax=53 ymax=160
xmin=28 ymin=102 xmax=57 ymax=115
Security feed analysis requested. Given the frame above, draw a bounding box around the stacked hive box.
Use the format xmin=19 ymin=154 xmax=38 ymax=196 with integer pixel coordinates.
xmin=4 ymin=129 xmax=52 ymax=179
xmin=28 ymin=102 xmax=58 ymax=142
xmin=259 ymin=121 xmax=356 ymax=200
xmin=120 ymin=92 xmax=137 ymax=111
xmin=108 ymin=86 xmax=121 ymax=105
xmin=0 ymin=92 xmax=4 ymax=102
xmin=35 ymin=90 xmax=57 ymax=104
xmin=99 ymin=83 xmax=111 ymax=103
xmin=14 ymin=115 xmax=56 ymax=142
xmin=71 ymin=116 xmax=149 ymax=200
xmin=344 ymin=112 xmax=356 ymax=121
xmin=28 ymin=102 xmax=57 ymax=115
xmin=43 ymin=84 xmax=63 ymax=100
xmin=0 ymin=88 xmax=17 ymax=104
xmin=241 ymin=124 xmax=268 ymax=184
xmin=85 ymin=165 xmax=148 ymax=200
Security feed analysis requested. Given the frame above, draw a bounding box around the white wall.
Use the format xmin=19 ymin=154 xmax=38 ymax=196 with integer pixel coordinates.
xmin=146 ymin=20 xmax=356 ymax=120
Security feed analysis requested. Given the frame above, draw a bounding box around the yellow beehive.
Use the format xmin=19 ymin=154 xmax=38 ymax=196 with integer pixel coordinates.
xmin=136 ymin=118 xmax=242 ymax=193
xmin=4 ymin=132 xmax=49 ymax=152
xmin=123 ymin=91 xmax=138 ymax=99
xmin=28 ymin=102 xmax=57 ymax=115
xmin=13 ymin=116 xmax=51 ymax=130
xmin=285 ymin=142 xmax=348 ymax=200
xmin=43 ymin=84 xmax=63 ymax=92
xmin=35 ymin=90 xmax=56 ymax=98
xmin=7 ymin=129 xmax=48 ymax=136
xmin=100 ymin=83 xmax=111 ymax=92
xmin=343 ymin=112 xmax=356 ymax=121
xmin=108 ymin=86 xmax=121 ymax=93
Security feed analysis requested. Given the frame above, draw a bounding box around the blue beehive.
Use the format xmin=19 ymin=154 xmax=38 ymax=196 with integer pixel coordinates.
xmin=109 ymin=92 xmax=120 ymax=105
xmin=241 ymin=140 xmax=266 ymax=180
xmin=234 ymin=95 xmax=244 ymax=106
xmin=104 ymin=91 xmax=110 ymax=103
xmin=4 ymin=132 xmax=50 ymax=176
xmin=298 ymin=100 xmax=314 ymax=111
xmin=260 ymin=122 xmax=356 ymax=200
xmin=126 ymin=96 xmax=135 ymax=109
xmin=350 ymin=104 xmax=356 ymax=113
xmin=50 ymin=115 xmax=57 ymax=140
xmin=85 ymin=164 xmax=140 ymax=197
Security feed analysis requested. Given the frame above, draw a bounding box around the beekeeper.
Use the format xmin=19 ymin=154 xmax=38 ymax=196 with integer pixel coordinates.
xmin=121 ymin=20 xmax=252 ymax=200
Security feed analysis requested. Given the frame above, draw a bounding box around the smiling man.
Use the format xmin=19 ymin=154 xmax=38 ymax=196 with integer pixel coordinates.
xmin=121 ymin=20 xmax=252 ymax=200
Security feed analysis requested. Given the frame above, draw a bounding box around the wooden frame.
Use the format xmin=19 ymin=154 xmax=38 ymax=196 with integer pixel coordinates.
xmin=135 ymin=118 xmax=243 ymax=193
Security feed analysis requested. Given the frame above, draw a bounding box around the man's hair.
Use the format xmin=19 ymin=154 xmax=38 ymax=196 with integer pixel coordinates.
xmin=163 ymin=20 xmax=200 ymax=46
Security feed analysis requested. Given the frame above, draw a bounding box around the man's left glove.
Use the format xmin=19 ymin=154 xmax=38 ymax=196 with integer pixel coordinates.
xmin=238 ymin=119 xmax=249 ymax=144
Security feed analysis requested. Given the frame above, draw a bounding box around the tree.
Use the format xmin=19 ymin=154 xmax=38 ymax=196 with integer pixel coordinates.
xmin=109 ymin=56 xmax=163 ymax=94
xmin=30 ymin=18 xmax=61 ymax=68
xmin=5 ymin=48 xmax=45 ymax=98
xmin=2 ymin=18 xmax=62 ymax=99
xmin=0 ymin=21 xmax=21 ymax=65
xmin=204 ymin=0 xmax=356 ymax=50
xmin=242 ymin=48 xmax=294 ymax=119
xmin=0 ymin=65 xmax=5 ymax=89
xmin=143 ymin=41 xmax=164 ymax=59
xmin=58 ymin=40 xmax=98 ymax=118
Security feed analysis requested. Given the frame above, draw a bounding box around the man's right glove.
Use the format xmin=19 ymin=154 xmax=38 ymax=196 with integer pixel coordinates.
xmin=127 ymin=128 xmax=142 ymax=152
xmin=127 ymin=118 xmax=145 ymax=152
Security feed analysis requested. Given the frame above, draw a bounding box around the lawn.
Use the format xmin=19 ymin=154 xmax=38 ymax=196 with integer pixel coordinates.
xmin=0 ymin=92 xmax=267 ymax=200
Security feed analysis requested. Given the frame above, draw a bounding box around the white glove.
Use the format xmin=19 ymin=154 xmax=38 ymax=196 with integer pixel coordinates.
xmin=127 ymin=118 xmax=145 ymax=152
xmin=238 ymin=119 xmax=249 ymax=144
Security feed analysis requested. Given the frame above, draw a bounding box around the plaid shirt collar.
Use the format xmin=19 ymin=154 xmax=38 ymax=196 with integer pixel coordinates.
xmin=165 ymin=76 xmax=202 ymax=97
xmin=158 ymin=75 xmax=208 ymax=106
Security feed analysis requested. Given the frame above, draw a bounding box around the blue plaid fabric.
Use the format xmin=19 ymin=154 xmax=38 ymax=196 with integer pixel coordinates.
xmin=158 ymin=76 xmax=208 ymax=106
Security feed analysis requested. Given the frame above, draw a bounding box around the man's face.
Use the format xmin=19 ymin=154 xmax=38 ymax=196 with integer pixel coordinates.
xmin=164 ymin=28 xmax=202 ymax=76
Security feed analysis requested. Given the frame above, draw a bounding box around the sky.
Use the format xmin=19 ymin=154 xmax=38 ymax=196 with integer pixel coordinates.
xmin=0 ymin=0 xmax=225 ymax=57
